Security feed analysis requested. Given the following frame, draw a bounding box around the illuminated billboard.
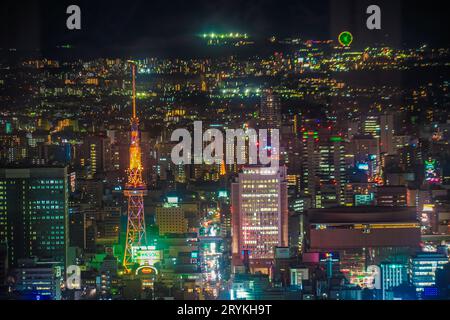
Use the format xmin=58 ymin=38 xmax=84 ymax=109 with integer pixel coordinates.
xmin=131 ymin=246 xmax=162 ymax=266
xmin=167 ymin=196 xmax=179 ymax=204
xmin=357 ymin=163 xmax=369 ymax=171
xmin=135 ymin=265 xmax=158 ymax=276
xmin=425 ymin=159 xmax=441 ymax=184
xmin=319 ymin=252 xmax=340 ymax=262
xmin=218 ymin=190 xmax=228 ymax=198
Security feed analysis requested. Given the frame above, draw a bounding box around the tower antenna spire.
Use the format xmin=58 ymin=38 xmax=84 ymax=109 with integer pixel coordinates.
xmin=128 ymin=60 xmax=137 ymax=119
xmin=123 ymin=60 xmax=147 ymax=273
xmin=132 ymin=63 xmax=137 ymax=119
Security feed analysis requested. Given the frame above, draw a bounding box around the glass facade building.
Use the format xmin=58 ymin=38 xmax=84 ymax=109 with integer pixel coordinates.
xmin=0 ymin=167 xmax=68 ymax=268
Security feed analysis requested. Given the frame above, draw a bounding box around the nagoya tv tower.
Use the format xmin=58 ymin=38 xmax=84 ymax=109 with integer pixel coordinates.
xmin=123 ymin=62 xmax=147 ymax=273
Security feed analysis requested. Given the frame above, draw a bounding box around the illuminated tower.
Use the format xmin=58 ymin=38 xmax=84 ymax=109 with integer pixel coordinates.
xmin=123 ymin=62 xmax=147 ymax=273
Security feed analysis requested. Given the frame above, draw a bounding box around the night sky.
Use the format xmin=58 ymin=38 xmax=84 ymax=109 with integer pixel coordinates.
xmin=1 ymin=0 xmax=449 ymax=57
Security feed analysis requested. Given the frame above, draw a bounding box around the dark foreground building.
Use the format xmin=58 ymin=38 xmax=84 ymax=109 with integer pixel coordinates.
xmin=0 ymin=166 xmax=69 ymax=268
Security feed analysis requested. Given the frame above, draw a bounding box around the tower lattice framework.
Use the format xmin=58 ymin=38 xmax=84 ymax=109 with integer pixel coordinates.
xmin=123 ymin=62 xmax=147 ymax=273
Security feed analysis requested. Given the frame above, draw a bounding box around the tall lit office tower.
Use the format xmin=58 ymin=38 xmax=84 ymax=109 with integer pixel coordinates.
xmin=231 ymin=166 xmax=288 ymax=274
xmin=155 ymin=200 xmax=188 ymax=236
xmin=411 ymin=252 xmax=448 ymax=297
xmin=12 ymin=258 xmax=63 ymax=300
xmin=80 ymin=135 xmax=112 ymax=178
xmin=351 ymin=135 xmax=380 ymax=180
xmin=0 ymin=167 xmax=68 ymax=268
xmin=380 ymin=263 xmax=407 ymax=300
xmin=363 ymin=116 xmax=381 ymax=138
xmin=380 ymin=114 xmax=395 ymax=155
xmin=301 ymin=131 xmax=346 ymax=208
xmin=260 ymin=89 xmax=281 ymax=130
xmin=351 ymin=135 xmax=380 ymax=164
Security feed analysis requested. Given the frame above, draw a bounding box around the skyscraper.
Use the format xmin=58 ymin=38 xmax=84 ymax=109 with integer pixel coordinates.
xmin=301 ymin=130 xmax=347 ymax=208
xmin=231 ymin=166 xmax=288 ymax=274
xmin=12 ymin=258 xmax=63 ymax=300
xmin=380 ymin=114 xmax=395 ymax=155
xmin=363 ymin=115 xmax=381 ymax=138
xmin=0 ymin=166 xmax=69 ymax=268
xmin=79 ymin=135 xmax=112 ymax=178
xmin=259 ymin=89 xmax=281 ymax=130
xmin=380 ymin=262 xmax=407 ymax=300
xmin=155 ymin=199 xmax=188 ymax=236
xmin=410 ymin=252 xmax=448 ymax=297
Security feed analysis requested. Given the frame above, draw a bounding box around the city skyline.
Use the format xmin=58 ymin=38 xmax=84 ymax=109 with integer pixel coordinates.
xmin=0 ymin=0 xmax=449 ymax=305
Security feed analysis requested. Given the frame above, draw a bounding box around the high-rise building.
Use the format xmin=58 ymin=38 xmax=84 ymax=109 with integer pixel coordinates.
xmin=259 ymin=89 xmax=281 ymax=130
xmin=11 ymin=258 xmax=63 ymax=300
xmin=155 ymin=199 xmax=188 ymax=236
xmin=231 ymin=166 xmax=288 ymax=274
xmin=410 ymin=252 xmax=448 ymax=297
xmin=301 ymin=131 xmax=347 ymax=208
xmin=380 ymin=262 xmax=408 ymax=300
xmin=96 ymin=207 xmax=121 ymax=245
xmin=77 ymin=178 xmax=104 ymax=208
xmin=376 ymin=186 xmax=407 ymax=206
xmin=79 ymin=135 xmax=112 ymax=178
xmin=363 ymin=116 xmax=381 ymax=138
xmin=69 ymin=206 xmax=86 ymax=250
xmin=0 ymin=167 xmax=69 ymax=268
xmin=380 ymin=114 xmax=395 ymax=155
xmin=352 ymin=135 xmax=380 ymax=160
xmin=69 ymin=206 xmax=119 ymax=252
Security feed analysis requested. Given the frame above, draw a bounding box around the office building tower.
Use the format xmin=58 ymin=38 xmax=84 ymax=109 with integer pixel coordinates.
xmin=380 ymin=114 xmax=395 ymax=155
xmin=410 ymin=252 xmax=448 ymax=296
xmin=301 ymin=131 xmax=347 ymax=208
xmin=77 ymin=178 xmax=104 ymax=208
xmin=376 ymin=186 xmax=407 ymax=206
xmin=352 ymin=135 xmax=380 ymax=162
xmin=231 ymin=166 xmax=288 ymax=274
xmin=69 ymin=206 xmax=86 ymax=250
xmin=79 ymin=135 xmax=112 ymax=178
xmin=260 ymin=89 xmax=281 ymax=130
xmin=363 ymin=116 xmax=381 ymax=138
xmin=351 ymin=135 xmax=380 ymax=180
xmin=96 ymin=207 xmax=121 ymax=245
xmin=380 ymin=262 xmax=408 ymax=300
xmin=11 ymin=258 xmax=63 ymax=300
xmin=0 ymin=167 xmax=68 ymax=268
xmin=155 ymin=199 xmax=188 ymax=236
